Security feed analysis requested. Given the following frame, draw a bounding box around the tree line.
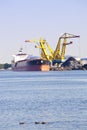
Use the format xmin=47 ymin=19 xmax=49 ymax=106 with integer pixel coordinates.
xmin=0 ymin=63 xmax=11 ymax=70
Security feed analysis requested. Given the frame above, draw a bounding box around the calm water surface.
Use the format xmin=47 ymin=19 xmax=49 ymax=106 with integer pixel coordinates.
xmin=0 ymin=70 xmax=87 ymax=130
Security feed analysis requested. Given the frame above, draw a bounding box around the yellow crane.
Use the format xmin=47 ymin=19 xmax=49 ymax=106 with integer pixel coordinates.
xmin=25 ymin=33 xmax=80 ymax=63
xmin=53 ymin=33 xmax=80 ymax=61
xmin=25 ymin=37 xmax=54 ymax=61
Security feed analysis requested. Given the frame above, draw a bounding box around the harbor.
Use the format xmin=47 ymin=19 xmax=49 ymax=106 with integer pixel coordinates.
xmin=1 ymin=33 xmax=87 ymax=71
xmin=0 ymin=1 xmax=87 ymax=130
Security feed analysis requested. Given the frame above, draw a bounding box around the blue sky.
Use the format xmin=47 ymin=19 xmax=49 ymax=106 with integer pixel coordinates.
xmin=0 ymin=0 xmax=87 ymax=63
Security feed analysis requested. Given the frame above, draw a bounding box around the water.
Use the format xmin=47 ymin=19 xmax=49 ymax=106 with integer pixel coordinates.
xmin=0 ymin=70 xmax=87 ymax=130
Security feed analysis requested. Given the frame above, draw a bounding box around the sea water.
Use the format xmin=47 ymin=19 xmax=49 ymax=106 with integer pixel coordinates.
xmin=0 ymin=70 xmax=87 ymax=130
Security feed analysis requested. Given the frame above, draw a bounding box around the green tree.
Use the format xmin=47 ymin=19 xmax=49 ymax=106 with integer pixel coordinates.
xmin=0 ymin=64 xmax=4 ymax=69
xmin=3 ymin=63 xmax=11 ymax=69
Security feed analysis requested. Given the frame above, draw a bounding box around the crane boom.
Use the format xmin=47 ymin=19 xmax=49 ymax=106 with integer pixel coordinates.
xmin=25 ymin=33 xmax=80 ymax=63
xmin=25 ymin=37 xmax=54 ymax=61
xmin=53 ymin=33 xmax=80 ymax=61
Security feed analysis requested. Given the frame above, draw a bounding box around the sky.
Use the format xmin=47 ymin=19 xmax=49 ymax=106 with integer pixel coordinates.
xmin=0 ymin=0 xmax=87 ymax=63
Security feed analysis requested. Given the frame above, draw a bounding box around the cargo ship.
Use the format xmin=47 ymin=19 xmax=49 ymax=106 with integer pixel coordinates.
xmin=11 ymin=49 xmax=50 ymax=71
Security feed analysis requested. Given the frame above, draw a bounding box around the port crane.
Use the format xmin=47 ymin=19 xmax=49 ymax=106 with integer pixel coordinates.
xmin=53 ymin=33 xmax=80 ymax=61
xmin=25 ymin=33 xmax=80 ymax=63
xmin=25 ymin=37 xmax=54 ymax=61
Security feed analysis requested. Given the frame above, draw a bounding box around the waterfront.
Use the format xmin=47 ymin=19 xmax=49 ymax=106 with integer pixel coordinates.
xmin=0 ymin=70 xmax=87 ymax=130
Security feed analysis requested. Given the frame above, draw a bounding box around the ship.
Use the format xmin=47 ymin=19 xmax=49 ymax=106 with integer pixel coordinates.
xmin=11 ymin=48 xmax=50 ymax=71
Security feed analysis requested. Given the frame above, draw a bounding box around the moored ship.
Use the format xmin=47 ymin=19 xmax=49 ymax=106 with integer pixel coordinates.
xmin=11 ymin=49 xmax=50 ymax=71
